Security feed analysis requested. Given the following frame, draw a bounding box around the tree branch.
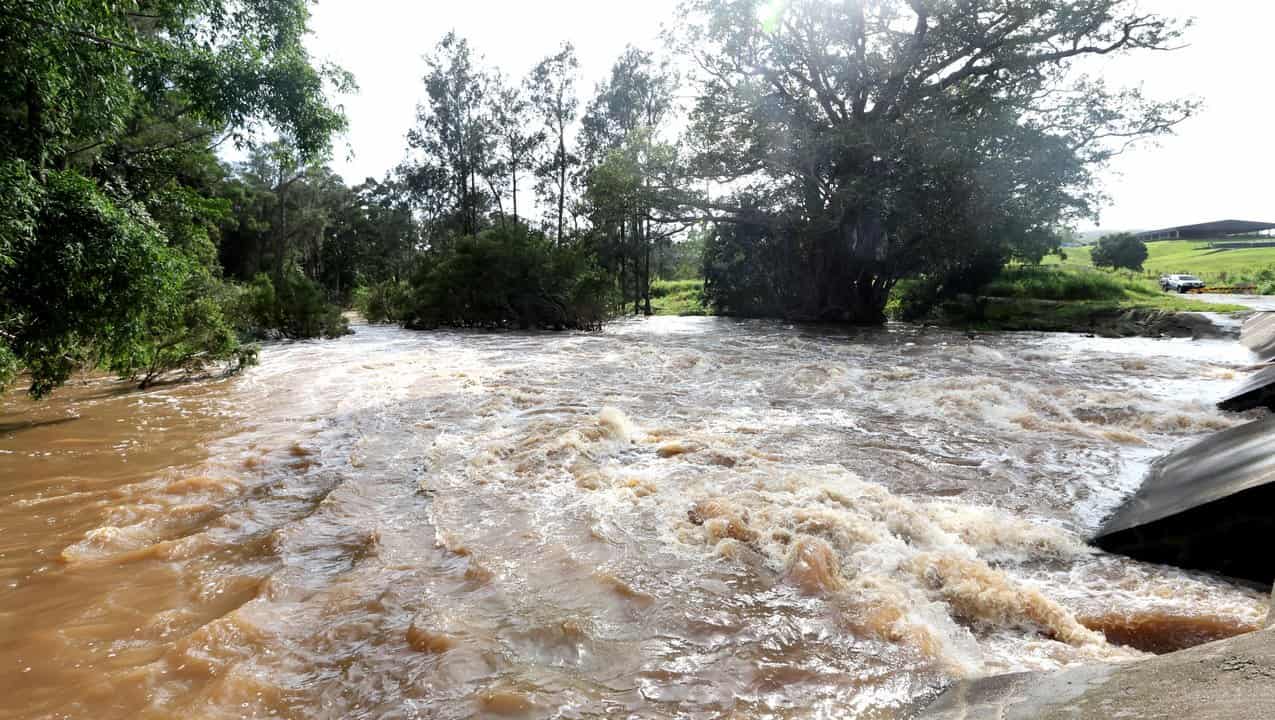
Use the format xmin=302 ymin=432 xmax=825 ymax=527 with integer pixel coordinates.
xmin=0 ymin=8 xmax=149 ymax=54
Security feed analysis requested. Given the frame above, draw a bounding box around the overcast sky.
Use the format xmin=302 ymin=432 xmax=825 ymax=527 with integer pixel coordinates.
xmin=305 ymin=0 xmax=1274 ymax=233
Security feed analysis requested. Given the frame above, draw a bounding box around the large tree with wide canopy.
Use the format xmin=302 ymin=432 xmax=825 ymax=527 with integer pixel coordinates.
xmin=679 ymin=0 xmax=1195 ymax=322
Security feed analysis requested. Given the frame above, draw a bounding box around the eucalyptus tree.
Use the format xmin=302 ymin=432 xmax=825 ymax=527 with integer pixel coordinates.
xmin=487 ymin=73 xmax=545 ymax=229
xmin=580 ymin=47 xmax=677 ymax=162
xmin=348 ymin=177 xmax=419 ymax=285
xmin=580 ymin=47 xmax=680 ymax=314
xmin=229 ymin=144 xmax=311 ymax=277
xmin=405 ymin=32 xmax=501 ymax=239
xmin=0 ymin=0 xmax=349 ymax=395
xmin=679 ymin=0 xmax=1197 ymax=322
xmin=1 ymin=0 xmax=348 ymax=175
xmin=527 ymin=43 xmax=581 ymax=244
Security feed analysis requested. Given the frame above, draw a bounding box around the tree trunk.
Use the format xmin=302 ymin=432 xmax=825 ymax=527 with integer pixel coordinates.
xmin=469 ymin=165 xmax=479 ymax=235
xmin=25 ymin=79 xmax=46 ymax=178
xmin=630 ymin=217 xmax=640 ymax=315
xmin=619 ymin=219 xmax=628 ymax=311
xmin=484 ymin=176 xmax=505 ymax=229
xmin=511 ymin=163 xmax=518 ymax=228
xmin=618 ymin=252 xmax=627 ymax=314
xmin=556 ymin=130 xmax=567 ymax=245
xmin=275 ymin=176 xmax=288 ymax=281
xmin=643 ymin=215 xmax=652 ymax=316
xmin=799 ymin=208 xmax=893 ymax=324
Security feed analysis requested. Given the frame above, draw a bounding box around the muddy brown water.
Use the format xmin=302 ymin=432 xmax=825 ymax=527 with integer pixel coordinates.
xmin=0 ymin=318 xmax=1269 ymax=719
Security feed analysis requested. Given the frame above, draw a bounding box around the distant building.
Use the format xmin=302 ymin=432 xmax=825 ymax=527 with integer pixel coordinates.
xmin=1134 ymin=219 xmax=1275 ymax=241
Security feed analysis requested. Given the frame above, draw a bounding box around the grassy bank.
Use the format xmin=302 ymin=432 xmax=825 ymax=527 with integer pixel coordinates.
xmin=981 ymin=266 xmax=1234 ymax=309
xmin=936 ymin=266 xmax=1246 ymax=333
xmin=650 ymin=279 xmax=708 ymax=316
xmin=646 ymin=269 xmax=1244 ymax=335
xmin=1050 ymin=239 xmax=1275 ymax=289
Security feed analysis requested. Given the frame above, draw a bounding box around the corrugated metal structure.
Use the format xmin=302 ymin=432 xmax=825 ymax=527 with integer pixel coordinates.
xmin=1135 ymin=219 xmax=1275 ymax=241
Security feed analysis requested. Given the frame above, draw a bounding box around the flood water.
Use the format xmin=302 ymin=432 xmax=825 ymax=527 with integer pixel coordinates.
xmin=1 ymin=318 xmax=1269 ymax=719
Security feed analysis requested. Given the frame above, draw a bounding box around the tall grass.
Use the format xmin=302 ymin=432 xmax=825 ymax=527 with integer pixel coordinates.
xmin=649 ymin=279 xmax=707 ymax=315
xmin=977 ymin=266 xmax=1244 ymax=313
xmin=649 ymin=279 xmax=703 ymax=298
xmin=981 ymin=266 xmax=1147 ymax=301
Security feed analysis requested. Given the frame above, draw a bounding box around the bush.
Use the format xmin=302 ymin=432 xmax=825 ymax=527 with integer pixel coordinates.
xmin=115 ymin=273 xmax=258 ymax=388
xmin=1091 ymin=233 xmax=1149 ymax=271
xmin=888 ymin=250 xmax=1006 ymax=321
xmin=701 ymin=216 xmax=800 ymax=318
xmin=234 ymin=271 xmax=350 ymax=340
xmin=405 ymin=226 xmax=613 ymax=330
xmin=888 ymin=278 xmax=937 ymax=321
xmin=353 ymin=279 xmax=411 ymax=324
xmin=649 ymin=279 xmax=701 ymax=298
xmin=1 ymin=167 xmax=188 ymax=396
xmin=981 ymin=266 xmax=1131 ymax=301
xmin=0 ymin=165 xmax=264 ymax=395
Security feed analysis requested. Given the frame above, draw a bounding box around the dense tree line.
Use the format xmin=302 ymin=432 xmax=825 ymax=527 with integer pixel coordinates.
xmin=388 ymin=0 xmax=1193 ymax=327
xmin=0 ymin=1 xmax=427 ymax=396
xmin=0 ymin=0 xmax=357 ymax=396
xmin=1 ymin=0 xmax=1197 ymax=396
xmin=390 ymin=34 xmax=691 ymax=328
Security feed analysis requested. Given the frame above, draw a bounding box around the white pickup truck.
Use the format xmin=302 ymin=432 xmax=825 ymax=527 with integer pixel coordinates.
xmin=1159 ymin=274 xmax=1206 ymax=293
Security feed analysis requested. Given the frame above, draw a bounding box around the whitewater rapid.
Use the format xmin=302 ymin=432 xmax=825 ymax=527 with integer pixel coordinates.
xmin=0 ymin=318 xmax=1267 ymax=719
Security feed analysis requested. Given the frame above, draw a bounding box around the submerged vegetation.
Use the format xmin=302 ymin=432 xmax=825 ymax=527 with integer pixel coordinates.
xmin=235 ymin=273 xmax=350 ymax=341
xmin=403 ymin=226 xmax=612 ymax=330
xmin=1 ymin=0 xmax=1210 ymax=396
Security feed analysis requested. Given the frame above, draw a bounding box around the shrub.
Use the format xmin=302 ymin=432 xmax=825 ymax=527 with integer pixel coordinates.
xmin=888 ymin=250 xmax=1006 ymax=321
xmin=649 ymin=279 xmax=701 ymax=298
xmin=0 ymin=165 xmax=265 ymax=394
xmin=354 ymin=279 xmax=411 ymax=324
xmin=405 ymin=226 xmax=613 ymax=330
xmin=113 ymin=272 xmax=259 ymax=388
xmin=234 ymin=271 xmax=350 ymax=340
xmin=700 ymin=215 xmax=808 ymax=318
xmin=0 ymin=167 xmax=205 ymax=396
xmin=889 ymin=278 xmax=938 ymax=321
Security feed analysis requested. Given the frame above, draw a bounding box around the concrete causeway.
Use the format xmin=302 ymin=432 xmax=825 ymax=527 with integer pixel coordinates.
xmin=922 ymin=627 xmax=1275 ymax=719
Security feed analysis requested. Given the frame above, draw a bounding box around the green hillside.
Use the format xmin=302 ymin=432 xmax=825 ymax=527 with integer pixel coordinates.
xmin=1053 ymin=239 xmax=1275 ymax=282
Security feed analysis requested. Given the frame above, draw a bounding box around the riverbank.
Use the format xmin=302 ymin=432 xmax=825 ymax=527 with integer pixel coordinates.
xmin=649 ymin=273 xmax=1248 ymax=338
xmin=935 ymin=297 xmax=1244 ymax=337
xmin=927 ymin=266 xmax=1249 ymax=336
